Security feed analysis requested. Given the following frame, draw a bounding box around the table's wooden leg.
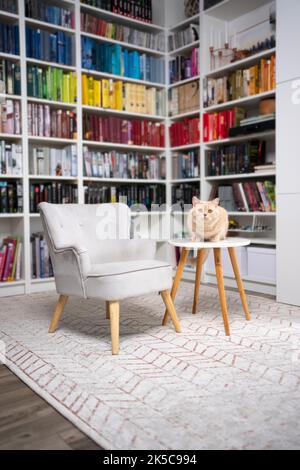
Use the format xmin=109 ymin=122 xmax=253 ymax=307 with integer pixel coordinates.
xmin=192 ymin=249 xmax=208 ymax=315
xmin=214 ymin=248 xmax=230 ymax=336
xmin=228 ymin=247 xmax=251 ymax=321
xmin=162 ymin=247 xmax=189 ymax=326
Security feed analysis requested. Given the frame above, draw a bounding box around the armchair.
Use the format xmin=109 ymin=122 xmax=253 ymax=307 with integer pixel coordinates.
xmin=39 ymin=203 xmax=181 ymax=354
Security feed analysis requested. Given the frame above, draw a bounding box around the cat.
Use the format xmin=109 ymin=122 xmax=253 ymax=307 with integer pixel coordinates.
xmin=187 ymin=197 xmax=229 ymax=242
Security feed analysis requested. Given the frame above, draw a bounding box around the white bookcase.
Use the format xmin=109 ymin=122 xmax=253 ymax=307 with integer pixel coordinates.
xmin=0 ymin=0 xmax=278 ymax=298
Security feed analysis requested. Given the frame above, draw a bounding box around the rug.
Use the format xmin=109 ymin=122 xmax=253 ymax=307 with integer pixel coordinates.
xmin=1 ymin=284 xmax=300 ymax=450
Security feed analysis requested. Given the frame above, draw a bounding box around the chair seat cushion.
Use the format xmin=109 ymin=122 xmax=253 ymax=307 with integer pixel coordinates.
xmin=84 ymin=260 xmax=172 ymax=301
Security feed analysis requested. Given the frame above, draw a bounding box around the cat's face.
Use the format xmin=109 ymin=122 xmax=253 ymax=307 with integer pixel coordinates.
xmin=192 ymin=198 xmax=220 ymax=221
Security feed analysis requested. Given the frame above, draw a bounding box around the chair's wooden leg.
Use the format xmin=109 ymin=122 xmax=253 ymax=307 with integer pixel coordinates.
xmin=214 ymin=248 xmax=230 ymax=336
xmin=49 ymin=295 xmax=68 ymax=333
xmin=228 ymin=247 xmax=251 ymax=321
xmin=108 ymin=301 xmax=120 ymax=355
xmin=106 ymin=301 xmax=110 ymax=320
xmin=162 ymin=248 xmax=189 ymax=326
xmin=193 ymin=249 xmax=208 ymax=315
xmin=161 ymin=290 xmax=181 ymax=333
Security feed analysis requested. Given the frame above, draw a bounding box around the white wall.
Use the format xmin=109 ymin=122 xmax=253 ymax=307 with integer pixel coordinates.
xmin=277 ymin=0 xmax=300 ymax=306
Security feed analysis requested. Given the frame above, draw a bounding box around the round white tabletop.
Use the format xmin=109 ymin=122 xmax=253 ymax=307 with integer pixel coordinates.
xmin=169 ymin=237 xmax=251 ymax=250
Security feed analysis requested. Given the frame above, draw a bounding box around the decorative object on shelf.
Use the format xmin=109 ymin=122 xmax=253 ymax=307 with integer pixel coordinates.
xmin=188 ymin=197 xmax=229 ymax=242
xmin=259 ymin=98 xmax=276 ymax=116
xmin=184 ymin=0 xmax=199 ymax=17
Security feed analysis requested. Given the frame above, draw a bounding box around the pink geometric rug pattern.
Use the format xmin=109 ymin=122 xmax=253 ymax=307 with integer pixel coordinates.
xmin=1 ymin=284 xmax=300 ymax=450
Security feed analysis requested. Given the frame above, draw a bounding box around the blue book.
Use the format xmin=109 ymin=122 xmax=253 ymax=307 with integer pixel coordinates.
xmin=123 ymin=49 xmax=129 ymax=77
xmin=112 ymin=45 xmax=122 ymax=75
xmin=50 ymin=33 xmax=57 ymax=63
xmin=132 ymin=51 xmax=141 ymax=80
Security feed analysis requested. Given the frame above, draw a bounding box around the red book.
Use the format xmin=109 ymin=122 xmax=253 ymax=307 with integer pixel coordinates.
xmin=0 ymin=245 xmax=8 ymax=282
xmin=203 ymin=113 xmax=209 ymax=142
xmin=2 ymin=242 xmax=14 ymax=282
xmin=218 ymin=111 xmax=229 ymax=140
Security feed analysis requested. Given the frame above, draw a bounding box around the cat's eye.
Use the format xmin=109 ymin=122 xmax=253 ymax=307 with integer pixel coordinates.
xmin=208 ymin=209 xmax=213 ymax=213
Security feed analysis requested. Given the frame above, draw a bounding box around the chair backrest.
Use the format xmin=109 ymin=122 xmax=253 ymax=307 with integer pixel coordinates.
xmin=39 ymin=203 xmax=131 ymax=264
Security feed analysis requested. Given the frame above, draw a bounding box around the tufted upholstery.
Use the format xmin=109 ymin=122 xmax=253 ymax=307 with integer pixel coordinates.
xmin=39 ymin=203 xmax=173 ymax=300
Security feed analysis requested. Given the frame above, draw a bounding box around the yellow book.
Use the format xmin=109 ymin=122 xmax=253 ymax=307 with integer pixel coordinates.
xmin=82 ymin=74 xmax=88 ymax=105
xmin=132 ymin=84 xmax=138 ymax=113
xmin=109 ymin=79 xmax=115 ymax=109
xmin=124 ymin=83 xmax=131 ymax=112
xmin=102 ymin=79 xmax=110 ymax=108
xmin=114 ymin=81 xmax=123 ymax=110
xmin=140 ymin=85 xmax=147 ymax=115
xmin=88 ymin=76 xmax=94 ymax=106
xmin=62 ymin=73 xmax=69 ymax=103
xmin=93 ymin=79 xmax=101 ymax=107
xmin=70 ymin=73 xmax=77 ymax=104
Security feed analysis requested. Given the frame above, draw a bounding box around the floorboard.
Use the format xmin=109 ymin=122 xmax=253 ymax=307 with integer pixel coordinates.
xmin=0 ymin=365 xmax=102 ymax=450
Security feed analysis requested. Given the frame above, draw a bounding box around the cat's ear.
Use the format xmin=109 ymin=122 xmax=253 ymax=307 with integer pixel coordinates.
xmin=213 ymin=198 xmax=220 ymax=207
xmin=192 ymin=197 xmax=201 ymax=207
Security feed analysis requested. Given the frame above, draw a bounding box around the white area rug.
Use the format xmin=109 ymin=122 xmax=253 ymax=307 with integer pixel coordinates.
xmin=1 ymin=284 xmax=300 ymax=450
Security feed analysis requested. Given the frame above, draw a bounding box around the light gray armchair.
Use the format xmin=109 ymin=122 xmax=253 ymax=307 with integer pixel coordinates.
xmin=39 ymin=203 xmax=181 ymax=354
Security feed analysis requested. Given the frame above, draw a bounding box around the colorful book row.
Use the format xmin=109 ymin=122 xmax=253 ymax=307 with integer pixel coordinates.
xmin=29 ymin=182 xmax=78 ymax=213
xmin=27 ymin=104 xmax=77 ymax=139
xmin=29 ymin=146 xmax=77 ymax=177
xmin=0 ymin=237 xmax=22 ymax=283
xmin=27 ymin=66 xmax=77 ymax=104
xmin=0 ymin=180 xmax=23 ymax=214
xmin=0 ymin=142 xmax=22 ymax=176
xmin=169 ymin=117 xmax=200 ymax=148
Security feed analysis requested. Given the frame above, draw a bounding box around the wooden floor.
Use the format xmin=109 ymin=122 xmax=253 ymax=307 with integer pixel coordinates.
xmin=0 ymin=365 xmax=102 ymax=450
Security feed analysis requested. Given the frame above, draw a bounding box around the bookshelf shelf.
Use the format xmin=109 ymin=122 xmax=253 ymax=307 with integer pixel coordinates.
xmin=83 ymin=177 xmax=166 ymax=184
xmin=80 ymin=31 xmax=165 ymax=57
xmin=205 ymin=172 xmax=276 ymax=181
xmin=171 ymin=143 xmax=200 ymax=152
xmin=26 ymin=58 xmax=76 ymax=72
xmin=168 ymin=75 xmax=200 ymax=89
xmin=82 ymin=141 xmax=165 ymax=153
xmin=0 ymin=94 xmax=21 ymax=101
xmin=169 ymin=41 xmax=200 ymax=56
xmin=79 ymin=3 xmax=166 ymax=33
xmin=31 ymin=278 xmax=55 ymax=284
xmin=81 ymin=68 xmax=166 ymax=89
xmin=0 ymin=52 xmax=20 ymax=61
xmin=228 ymin=212 xmax=276 ymax=217
xmin=0 ymin=175 xmax=23 ymax=179
xmin=28 ymin=137 xmax=76 ymax=145
xmin=28 ymin=175 xmax=78 ymax=181
xmin=205 ymin=48 xmax=277 ymax=79
xmin=0 ymin=133 xmax=22 ymax=141
xmin=204 ymin=0 xmax=272 ymax=20
xmin=0 ymin=10 xmax=19 ymax=21
xmin=25 ymin=17 xmax=76 ymax=34
xmin=27 ymin=97 xmax=77 ymax=109
xmin=0 ymin=214 xmax=24 ymax=219
xmin=169 ymin=109 xmax=200 ymax=121
xmin=171 ymin=178 xmax=200 ymax=184
xmin=168 ymin=13 xmax=200 ymax=32
xmin=203 ymin=90 xmax=276 ymax=112
xmin=204 ymin=130 xmax=276 ymax=146
xmin=82 ymin=105 xmax=165 ymax=121
xmin=0 ymin=280 xmax=25 ymax=287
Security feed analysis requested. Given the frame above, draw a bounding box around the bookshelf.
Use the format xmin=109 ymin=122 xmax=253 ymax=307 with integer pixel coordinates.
xmin=0 ymin=0 xmax=278 ymax=298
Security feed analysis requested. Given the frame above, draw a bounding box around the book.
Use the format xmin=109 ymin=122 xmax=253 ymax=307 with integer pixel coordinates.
xmin=0 ymin=236 xmax=22 ymax=283
xmin=80 ymin=11 xmax=165 ymax=52
xmin=27 ymin=104 xmax=77 ymax=139
xmin=0 ymin=60 xmax=21 ymax=96
xmin=25 ymin=0 xmax=74 ymax=29
xmin=84 ymin=183 xmax=166 ymax=210
xmin=0 ymin=22 xmax=19 ymax=55
xmin=82 ymin=74 xmax=166 ymax=116
xmin=26 ymin=27 xmax=73 ymax=66
xmin=169 ymin=48 xmax=200 ymax=84
xmin=0 ymin=141 xmax=22 ymax=175
xmin=81 ymin=37 xmax=165 ymax=84
xmin=29 ymin=145 xmax=77 ymax=177
xmin=0 ymin=100 xmax=22 ymax=135
xmin=83 ymin=114 xmax=165 ymax=147
xmin=29 ymin=182 xmax=78 ymax=213
xmin=207 ymin=141 xmax=266 ymax=176
xmin=172 ymin=151 xmax=200 ymax=179
xmin=0 ymin=180 xmax=23 ymax=213
xmin=172 ymin=183 xmax=200 ymax=209
xmin=203 ymin=55 xmax=276 ymax=107
xmin=203 ymin=108 xmax=246 ymax=142
xmin=30 ymin=232 xmax=53 ymax=280
xmin=211 ymin=179 xmax=276 ymax=213
xmin=27 ymin=66 xmax=77 ymax=103
xmin=81 ymin=0 xmax=153 ymax=24
xmin=83 ymin=147 xmax=166 ymax=180
xmin=168 ymin=24 xmax=199 ymax=52
xmin=0 ymin=1 xmax=17 ymax=14
xmin=168 ymin=81 xmax=199 ymax=116
xmin=169 ymin=118 xmax=200 ymax=147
